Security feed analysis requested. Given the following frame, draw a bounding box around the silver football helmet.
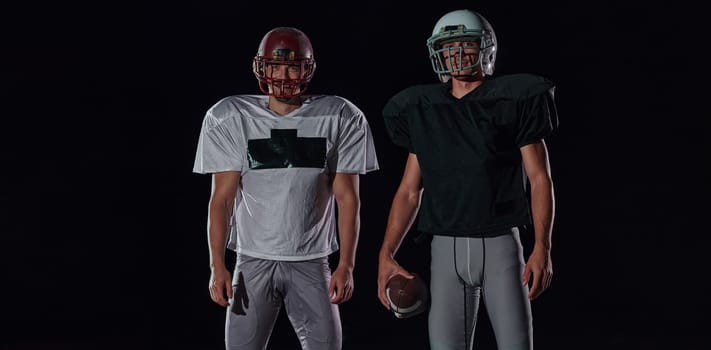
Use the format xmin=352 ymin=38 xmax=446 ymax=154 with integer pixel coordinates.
xmin=426 ymin=9 xmax=497 ymax=82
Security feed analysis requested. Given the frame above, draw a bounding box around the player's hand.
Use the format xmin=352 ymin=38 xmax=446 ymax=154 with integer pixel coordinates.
xmin=377 ymin=254 xmax=414 ymax=309
xmin=329 ymin=265 xmax=354 ymax=304
xmin=523 ymin=246 xmax=553 ymax=300
xmin=209 ymin=266 xmax=233 ymax=307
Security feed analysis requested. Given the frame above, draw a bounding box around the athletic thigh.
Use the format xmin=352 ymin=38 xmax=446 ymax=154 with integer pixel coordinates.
xmin=225 ymin=255 xmax=282 ymax=350
xmin=429 ymin=235 xmax=480 ymax=350
xmin=283 ymin=258 xmax=342 ymax=350
xmin=482 ymin=231 xmax=533 ymax=350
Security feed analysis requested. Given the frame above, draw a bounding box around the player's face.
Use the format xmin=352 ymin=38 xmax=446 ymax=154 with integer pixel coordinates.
xmin=266 ymin=63 xmax=302 ymax=80
xmin=265 ymin=63 xmax=303 ymax=97
xmin=441 ymin=40 xmax=481 ymax=78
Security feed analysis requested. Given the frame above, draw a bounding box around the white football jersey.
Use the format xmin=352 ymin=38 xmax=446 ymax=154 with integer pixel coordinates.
xmin=194 ymin=94 xmax=379 ymax=260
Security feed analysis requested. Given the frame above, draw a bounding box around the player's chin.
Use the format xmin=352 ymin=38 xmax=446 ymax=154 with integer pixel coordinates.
xmin=452 ymin=73 xmax=478 ymax=82
xmin=273 ymin=87 xmax=301 ymax=99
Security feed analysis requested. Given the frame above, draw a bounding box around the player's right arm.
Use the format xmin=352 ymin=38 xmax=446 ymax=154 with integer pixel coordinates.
xmin=207 ymin=171 xmax=241 ymax=307
xmin=377 ymin=153 xmax=423 ymax=309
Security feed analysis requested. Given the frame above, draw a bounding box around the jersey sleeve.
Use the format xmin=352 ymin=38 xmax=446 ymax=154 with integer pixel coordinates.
xmin=515 ymin=81 xmax=559 ymax=148
xmin=382 ymin=92 xmax=414 ymax=152
xmin=333 ymin=101 xmax=380 ymax=174
xmin=192 ymin=105 xmax=245 ymax=174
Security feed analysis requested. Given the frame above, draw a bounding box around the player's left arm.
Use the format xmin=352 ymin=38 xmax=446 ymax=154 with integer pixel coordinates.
xmin=329 ymin=172 xmax=360 ymax=304
xmin=520 ymin=139 xmax=555 ymax=300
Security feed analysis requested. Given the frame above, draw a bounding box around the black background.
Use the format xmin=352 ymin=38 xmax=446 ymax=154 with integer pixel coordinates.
xmin=1 ymin=1 xmax=708 ymax=349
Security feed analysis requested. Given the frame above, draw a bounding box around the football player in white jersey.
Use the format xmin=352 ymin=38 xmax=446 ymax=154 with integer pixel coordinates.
xmin=194 ymin=27 xmax=379 ymax=350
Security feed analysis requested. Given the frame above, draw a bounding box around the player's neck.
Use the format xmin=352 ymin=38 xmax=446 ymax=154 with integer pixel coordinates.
xmin=268 ymin=96 xmax=302 ymax=116
xmin=450 ymin=78 xmax=483 ymax=99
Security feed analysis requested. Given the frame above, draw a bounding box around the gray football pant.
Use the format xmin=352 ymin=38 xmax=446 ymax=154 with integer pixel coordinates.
xmin=225 ymin=255 xmax=342 ymax=350
xmin=429 ymin=229 xmax=533 ymax=350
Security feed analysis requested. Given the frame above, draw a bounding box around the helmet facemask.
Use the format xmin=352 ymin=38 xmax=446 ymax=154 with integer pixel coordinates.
xmin=430 ymin=34 xmax=485 ymax=81
xmin=253 ymin=55 xmax=315 ymax=99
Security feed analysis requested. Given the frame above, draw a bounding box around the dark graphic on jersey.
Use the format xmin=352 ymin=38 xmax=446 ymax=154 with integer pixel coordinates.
xmin=247 ymin=129 xmax=326 ymax=169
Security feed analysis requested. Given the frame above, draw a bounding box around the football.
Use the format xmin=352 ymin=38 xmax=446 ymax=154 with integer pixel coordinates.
xmin=385 ymin=273 xmax=429 ymax=319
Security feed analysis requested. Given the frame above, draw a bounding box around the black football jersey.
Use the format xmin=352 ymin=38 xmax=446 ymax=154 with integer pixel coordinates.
xmin=383 ymin=73 xmax=558 ymax=237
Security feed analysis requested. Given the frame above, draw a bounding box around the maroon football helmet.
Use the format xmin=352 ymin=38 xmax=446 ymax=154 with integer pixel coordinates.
xmin=252 ymin=27 xmax=316 ymax=99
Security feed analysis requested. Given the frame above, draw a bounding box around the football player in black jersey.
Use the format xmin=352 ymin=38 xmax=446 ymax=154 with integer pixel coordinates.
xmin=377 ymin=9 xmax=558 ymax=350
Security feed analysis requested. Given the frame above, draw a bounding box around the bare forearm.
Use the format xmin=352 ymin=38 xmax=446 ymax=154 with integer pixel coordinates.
xmin=208 ymin=198 xmax=232 ymax=270
xmin=336 ymin=195 xmax=360 ymax=269
xmin=529 ymin=177 xmax=554 ymax=251
xmin=379 ymin=189 xmax=422 ymax=258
